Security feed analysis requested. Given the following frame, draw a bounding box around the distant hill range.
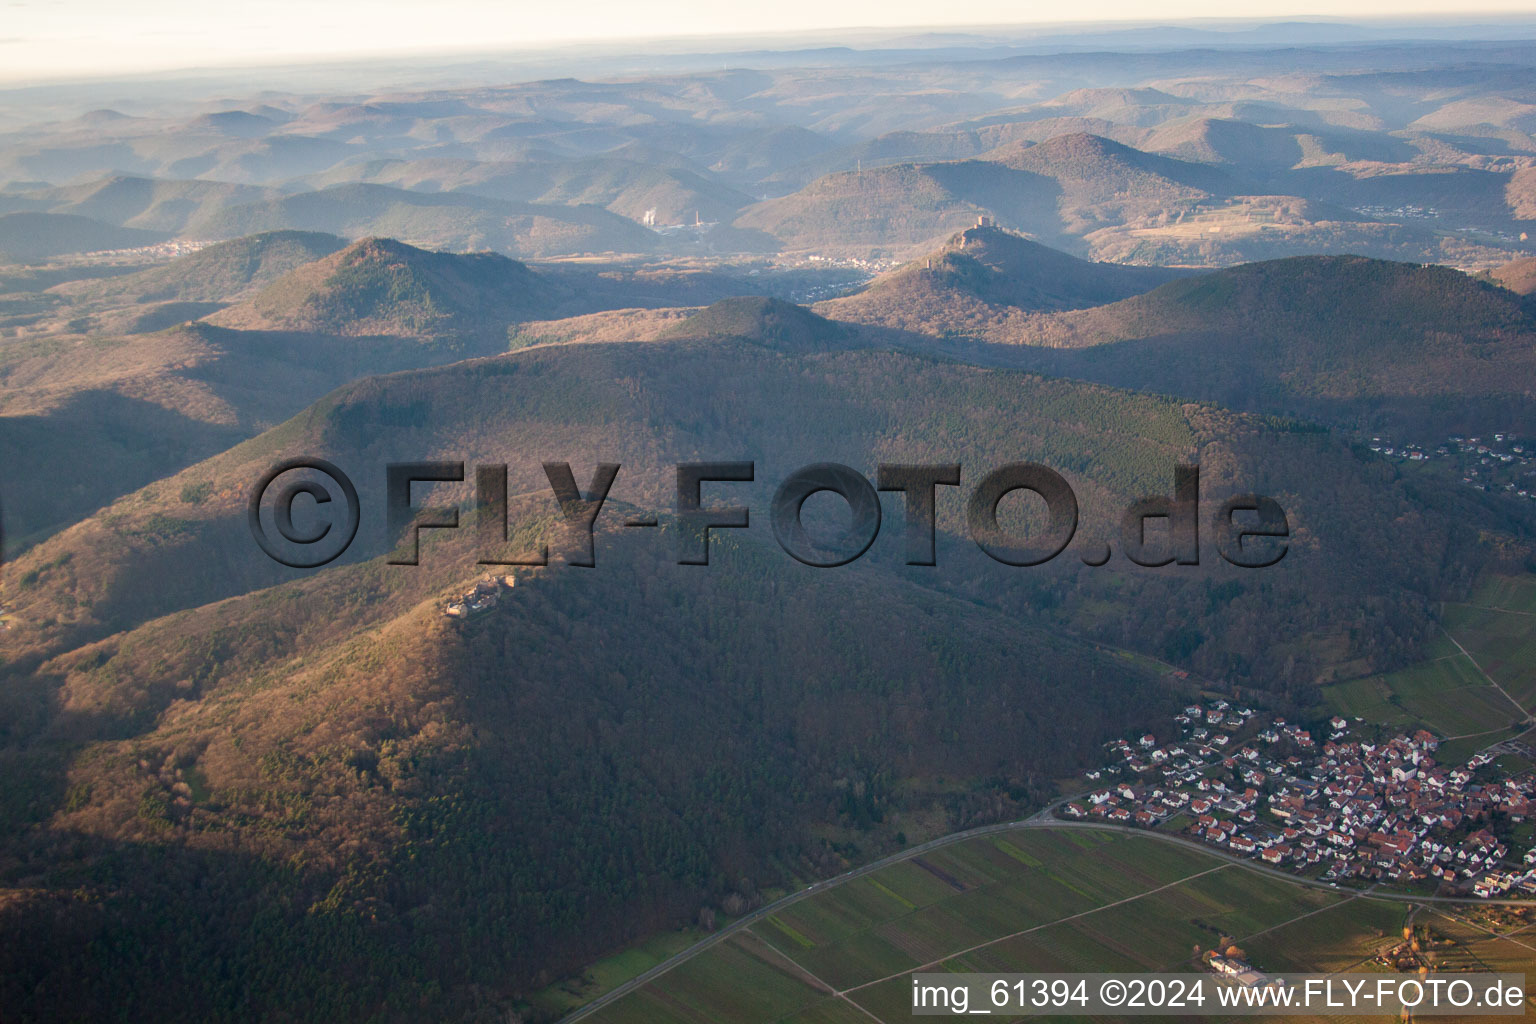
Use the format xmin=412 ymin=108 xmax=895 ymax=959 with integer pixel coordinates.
xmin=0 ymin=212 xmax=168 ymax=260
xmin=729 ymin=130 xmax=1526 ymax=266
xmin=11 ymin=175 xmax=281 ymax=233
xmin=305 ymin=155 xmax=756 ymax=226
xmin=731 ymin=132 xmax=1249 ymax=254
xmin=0 ymin=177 xmax=661 ymax=259
xmin=193 ymin=182 xmax=659 ymax=257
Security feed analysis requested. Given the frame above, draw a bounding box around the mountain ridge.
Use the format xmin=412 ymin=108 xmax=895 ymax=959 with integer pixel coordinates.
xmin=820 ymin=225 xmax=1193 ymax=336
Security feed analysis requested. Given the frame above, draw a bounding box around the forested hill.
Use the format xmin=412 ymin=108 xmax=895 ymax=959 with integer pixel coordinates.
xmin=54 ymin=229 xmax=346 ymax=304
xmin=3 ymin=327 xmax=1493 ymax=696
xmin=205 ymin=236 xmax=563 ymax=339
xmin=0 ymin=512 xmax=1170 ymax=1021
xmin=660 ymin=294 xmax=852 ymax=350
xmin=1027 ymin=255 xmax=1536 ymax=435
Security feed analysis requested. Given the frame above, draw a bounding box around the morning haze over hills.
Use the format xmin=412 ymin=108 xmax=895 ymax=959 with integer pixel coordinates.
xmin=4 ymin=12 xmax=1536 ymax=1024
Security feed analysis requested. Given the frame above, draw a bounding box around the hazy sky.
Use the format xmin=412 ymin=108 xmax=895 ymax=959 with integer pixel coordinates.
xmin=5 ymin=0 xmax=1536 ymax=83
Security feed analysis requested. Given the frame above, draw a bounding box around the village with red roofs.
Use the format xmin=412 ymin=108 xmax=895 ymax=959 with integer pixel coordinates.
xmin=1059 ymin=700 xmax=1536 ymax=899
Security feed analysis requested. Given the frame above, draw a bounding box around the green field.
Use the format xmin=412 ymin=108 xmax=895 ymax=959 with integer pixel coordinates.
xmin=1323 ymin=574 xmax=1536 ymax=738
xmin=529 ymin=925 xmax=719 ymax=1018
xmin=580 ymin=828 xmax=1469 ymax=1024
xmin=1444 ymin=590 xmax=1536 ymax=712
xmin=1465 ymin=575 xmax=1536 ymax=616
xmin=1324 ymin=654 xmax=1520 ymax=737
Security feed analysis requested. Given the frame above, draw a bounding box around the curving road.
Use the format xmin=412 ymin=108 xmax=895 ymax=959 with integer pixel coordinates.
xmin=556 ymin=808 xmax=1536 ymax=1022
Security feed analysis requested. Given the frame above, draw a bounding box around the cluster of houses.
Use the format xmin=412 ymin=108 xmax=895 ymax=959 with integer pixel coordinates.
xmin=1369 ymin=432 xmax=1536 ymax=501
xmin=1448 ymin=434 xmax=1536 ymax=499
xmin=1061 ymin=701 xmax=1536 ymax=897
xmin=788 ymin=253 xmax=893 ymax=301
xmin=1352 ymin=203 xmax=1441 ymax=221
xmin=442 ymin=573 xmax=516 ymax=618
xmin=69 ymin=237 xmax=215 ymax=264
xmin=801 ymin=253 xmax=892 ymax=271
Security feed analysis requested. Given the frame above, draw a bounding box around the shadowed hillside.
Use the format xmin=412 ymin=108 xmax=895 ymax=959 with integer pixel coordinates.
xmin=0 ymin=315 xmax=538 ymax=545
xmin=0 ymin=507 xmax=1169 ymax=1022
xmin=1141 ymin=118 xmax=1311 ymax=173
xmin=1022 ymin=255 xmax=1536 ymax=434
xmin=827 ymin=250 xmax=1536 ymax=435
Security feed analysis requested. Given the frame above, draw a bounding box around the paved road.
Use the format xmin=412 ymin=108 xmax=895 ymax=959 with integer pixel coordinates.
xmin=556 ymin=812 xmax=1536 ymax=1023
